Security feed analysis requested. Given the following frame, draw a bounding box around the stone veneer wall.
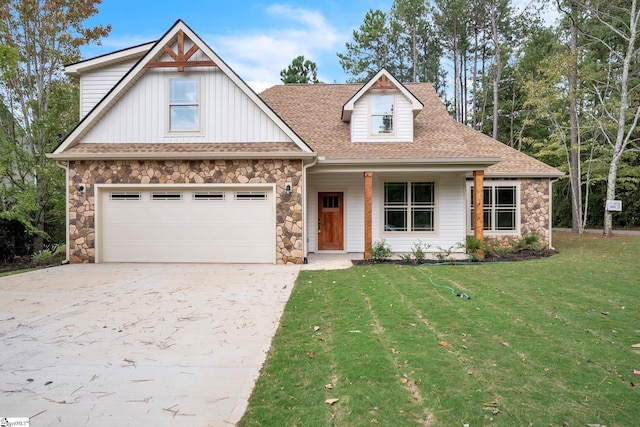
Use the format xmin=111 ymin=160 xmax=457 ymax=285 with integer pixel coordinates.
xmin=483 ymin=178 xmax=551 ymax=248
xmin=68 ymin=159 xmax=304 ymax=264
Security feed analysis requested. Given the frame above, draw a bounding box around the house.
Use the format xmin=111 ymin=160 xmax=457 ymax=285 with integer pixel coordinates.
xmin=49 ymin=20 xmax=563 ymax=264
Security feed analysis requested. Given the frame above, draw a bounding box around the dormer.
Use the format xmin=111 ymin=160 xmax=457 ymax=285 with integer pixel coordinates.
xmin=342 ymin=69 xmax=423 ymax=143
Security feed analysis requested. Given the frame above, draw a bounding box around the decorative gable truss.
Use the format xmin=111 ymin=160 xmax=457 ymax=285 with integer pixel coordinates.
xmin=341 ymin=69 xmax=423 ymax=143
xmin=51 ymin=19 xmax=313 ymax=155
xmin=145 ymin=29 xmax=216 ymax=71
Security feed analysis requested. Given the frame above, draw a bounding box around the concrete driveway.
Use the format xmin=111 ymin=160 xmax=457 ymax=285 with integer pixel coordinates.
xmin=0 ymin=263 xmax=299 ymax=426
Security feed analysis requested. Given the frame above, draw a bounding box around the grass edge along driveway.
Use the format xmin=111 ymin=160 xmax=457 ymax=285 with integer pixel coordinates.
xmin=240 ymin=232 xmax=640 ymax=427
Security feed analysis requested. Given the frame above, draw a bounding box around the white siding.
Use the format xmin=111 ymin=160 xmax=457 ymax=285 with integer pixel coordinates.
xmin=350 ymin=90 xmax=414 ymax=142
xmin=307 ymin=173 xmax=365 ymax=252
xmin=373 ymin=174 xmax=467 ymax=252
xmin=79 ymin=59 xmax=139 ymax=118
xmin=307 ymin=173 xmax=467 ymax=254
xmin=81 ymin=67 xmax=292 ymax=144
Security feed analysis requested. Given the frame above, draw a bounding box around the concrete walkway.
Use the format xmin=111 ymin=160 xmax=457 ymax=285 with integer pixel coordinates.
xmin=0 ymin=264 xmax=299 ymax=426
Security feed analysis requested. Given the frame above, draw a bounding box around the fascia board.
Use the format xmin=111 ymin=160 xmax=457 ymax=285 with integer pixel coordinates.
xmin=47 ymin=151 xmax=317 ymax=161
xmin=64 ymin=42 xmax=156 ymax=76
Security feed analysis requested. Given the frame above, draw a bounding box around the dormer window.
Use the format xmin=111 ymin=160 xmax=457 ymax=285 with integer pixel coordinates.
xmin=370 ymin=94 xmax=394 ymax=135
xmin=168 ymin=77 xmax=200 ymax=132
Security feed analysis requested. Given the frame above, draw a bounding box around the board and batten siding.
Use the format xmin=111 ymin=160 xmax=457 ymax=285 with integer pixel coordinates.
xmin=307 ymin=173 xmax=467 ymax=254
xmin=80 ymin=67 xmax=292 ymax=144
xmin=79 ymin=59 xmax=139 ymax=119
xmin=350 ymin=90 xmax=414 ymax=142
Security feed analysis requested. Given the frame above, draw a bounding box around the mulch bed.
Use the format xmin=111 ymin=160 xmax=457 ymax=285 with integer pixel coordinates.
xmin=352 ymin=249 xmax=558 ymax=265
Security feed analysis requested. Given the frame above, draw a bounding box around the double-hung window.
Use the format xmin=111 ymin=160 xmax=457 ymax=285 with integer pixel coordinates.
xmin=384 ymin=182 xmax=435 ymax=232
xmin=169 ymin=77 xmax=199 ymax=132
xmin=370 ymin=94 xmax=394 ymax=135
xmin=470 ymin=184 xmax=518 ymax=232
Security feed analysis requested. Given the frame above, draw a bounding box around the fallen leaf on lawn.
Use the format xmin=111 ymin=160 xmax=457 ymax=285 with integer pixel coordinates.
xmin=305 ymin=351 xmax=315 ymax=358
xmin=325 ymin=383 xmax=334 ymax=389
xmin=409 ymin=323 xmax=417 ymax=327
xmin=390 ymin=348 xmax=400 ymax=354
xmin=439 ymin=341 xmax=448 ymax=347
xmin=313 ymin=326 xmax=320 ymax=331
xmin=468 ymin=370 xmax=475 ymax=375
xmin=631 ymin=344 xmax=640 ymax=348
xmin=400 ymin=377 xmax=408 ymax=384
xmin=601 ymin=311 xmax=609 ymax=316
xmin=325 ymin=398 xmax=339 ymax=405
xmin=501 ymin=341 xmax=509 ymax=347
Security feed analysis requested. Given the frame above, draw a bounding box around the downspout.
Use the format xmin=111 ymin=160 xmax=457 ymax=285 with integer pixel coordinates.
xmin=302 ymin=156 xmax=318 ymax=263
xmin=55 ymin=160 xmax=70 ymax=264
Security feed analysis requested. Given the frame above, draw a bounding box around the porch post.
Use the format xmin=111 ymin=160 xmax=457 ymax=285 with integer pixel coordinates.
xmin=473 ymin=170 xmax=485 ymax=259
xmin=364 ymin=172 xmax=373 ymax=259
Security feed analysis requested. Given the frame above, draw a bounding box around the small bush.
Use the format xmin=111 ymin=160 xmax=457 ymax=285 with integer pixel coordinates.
xmin=369 ymin=239 xmax=392 ymax=262
xmin=410 ymin=240 xmax=429 ymax=263
xmin=31 ymin=249 xmax=55 ymax=266
xmin=516 ymin=233 xmax=545 ymax=252
xmin=434 ymin=245 xmax=456 ymax=264
xmin=30 ymin=244 xmax=66 ymax=267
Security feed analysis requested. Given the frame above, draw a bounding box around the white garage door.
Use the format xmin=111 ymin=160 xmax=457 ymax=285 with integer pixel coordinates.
xmin=99 ymin=187 xmax=275 ymax=263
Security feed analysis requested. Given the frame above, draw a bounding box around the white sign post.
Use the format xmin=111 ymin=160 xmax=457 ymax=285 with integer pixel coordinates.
xmin=606 ymin=200 xmax=622 ymax=212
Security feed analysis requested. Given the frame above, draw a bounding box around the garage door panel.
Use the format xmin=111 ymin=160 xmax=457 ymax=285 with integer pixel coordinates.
xmin=100 ymin=188 xmax=275 ymax=263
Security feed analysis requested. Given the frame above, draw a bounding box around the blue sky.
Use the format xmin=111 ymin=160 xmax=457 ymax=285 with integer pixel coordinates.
xmin=81 ymin=1 xmax=394 ymax=91
xmin=81 ymin=1 xmax=556 ymax=93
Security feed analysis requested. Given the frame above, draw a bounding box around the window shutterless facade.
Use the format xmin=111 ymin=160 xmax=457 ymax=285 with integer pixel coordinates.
xmin=168 ymin=77 xmax=200 ymax=132
xmin=370 ymin=94 xmax=395 ymax=135
xmin=469 ymin=182 xmax=519 ymax=233
xmin=384 ymin=182 xmax=435 ymax=232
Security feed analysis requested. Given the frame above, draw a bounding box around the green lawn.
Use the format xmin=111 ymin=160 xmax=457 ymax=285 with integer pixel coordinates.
xmin=239 ymin=232 xmax=640 ymax=427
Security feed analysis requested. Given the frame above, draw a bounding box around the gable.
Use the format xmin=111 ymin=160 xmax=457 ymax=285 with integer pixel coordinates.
xmin=51 ymin=20 xmax=312 ymax=158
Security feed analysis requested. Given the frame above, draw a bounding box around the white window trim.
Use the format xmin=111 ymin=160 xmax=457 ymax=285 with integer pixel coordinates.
xmin=380 ymin=178 xmax=438 ymax=235
xmin=466 ymin=180 xmax=521 ymax=235
xmin=368 ymin=92 xmax=396 ymax=137
xmin=166 ymin=75 xmax=202 ymax=134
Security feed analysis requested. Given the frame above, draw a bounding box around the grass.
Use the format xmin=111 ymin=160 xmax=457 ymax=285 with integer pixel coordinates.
xmin=239 ymin=232 xmax=640 ymax=427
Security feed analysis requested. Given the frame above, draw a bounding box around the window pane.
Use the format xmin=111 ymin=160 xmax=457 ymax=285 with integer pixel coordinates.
xmin=484 ymin=188 xmax=492 ymax=206
xmin=413 ymin=182 xmax=434 ymax=205
xmin=170 ymin=78 xmax=199 ymax=103
xmin=371 ymin=114 xmax=394 ymax=134
xmin=496 ymin=186 xmax=516 ymax=207
xmin=412 ymin=208 xmax=433 ymax=231
xmin=385 ymin=208 xmax=406 ymax=231
xmin=170 ymin=106 xmax=199 ymax=131
xmin=496 ymin=210 xmax=516 ymax=230
xmin=385 ymin=183 xmax=406 ymax=205
xmin=483 ymin=209 xmax=492 ymax=230
xmin=371 ymin=95 xmax=394 ymax=114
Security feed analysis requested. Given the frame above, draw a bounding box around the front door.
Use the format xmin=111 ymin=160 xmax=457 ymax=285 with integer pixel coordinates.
xmin=318 ymin=192 xmax=344 ymax=250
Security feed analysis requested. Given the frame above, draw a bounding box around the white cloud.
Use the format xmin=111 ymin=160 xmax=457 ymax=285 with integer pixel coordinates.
xmin=206 ymin=4 xmax=343 ymax=92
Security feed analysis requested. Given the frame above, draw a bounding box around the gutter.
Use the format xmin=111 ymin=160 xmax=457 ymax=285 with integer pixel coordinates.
xmin=55 ymin=160 xmax=70 ymax=264
xmin=47 ymin=151 xmax=317 ymax=161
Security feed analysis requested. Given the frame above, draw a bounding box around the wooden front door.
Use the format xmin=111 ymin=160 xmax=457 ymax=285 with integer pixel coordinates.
xmin=318 ymin=192 xmax=344 ymax=250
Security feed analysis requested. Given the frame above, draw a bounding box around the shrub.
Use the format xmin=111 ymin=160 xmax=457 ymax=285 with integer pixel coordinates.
xmin=369 ymin=239 xmax=392 ymax=262
xmin=516 ymin=233 xmax=545 ymax=252
xmin=410 ymin=240 xmax=429 ymax=263
xmin=31 ymin=249 xmax=55 ymax=266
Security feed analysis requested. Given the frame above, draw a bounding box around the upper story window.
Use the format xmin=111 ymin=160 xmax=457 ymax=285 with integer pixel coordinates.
xmin=169 ymin=77 xmax=199 ymax=132
xmin=370 ymin=94 xmax=394 ymax=135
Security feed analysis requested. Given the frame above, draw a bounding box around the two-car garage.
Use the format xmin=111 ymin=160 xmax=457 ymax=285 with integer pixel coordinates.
xmin=97 ymin=186 xmax=276 ymax=263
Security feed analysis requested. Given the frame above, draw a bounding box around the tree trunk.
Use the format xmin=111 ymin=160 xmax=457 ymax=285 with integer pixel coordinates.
xmin=602 ymin=0 xmax=639 ymax=236
xmin=490 ymin=1 xmax=501 ymax=140
xmin=568 ymin=2 xmax=583 ymax=233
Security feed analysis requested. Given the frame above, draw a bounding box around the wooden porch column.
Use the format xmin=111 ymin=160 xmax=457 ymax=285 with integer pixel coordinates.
xmin=364 ymin=172 xmax=373 ymax=260
xmin=473 ymin=170 xmax=485 ymax=259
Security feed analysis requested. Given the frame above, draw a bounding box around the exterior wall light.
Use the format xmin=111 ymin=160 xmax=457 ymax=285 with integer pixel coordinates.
xmin=285 ymin=183 xmax=291 ymax=195
xmin=77 ymin=184 xmax=85 ymax=196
